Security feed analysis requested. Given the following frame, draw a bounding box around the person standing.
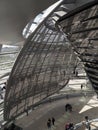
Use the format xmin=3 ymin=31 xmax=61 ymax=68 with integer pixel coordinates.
xmin=52 ymin=117 xmax=55 ymax=125
xmin=85 ymin=116 xmax=91 ymax=130
xmin=47 ymin=118 xmax=51 ymax=129
xmin=65 ymin=123 xmax=69 ymax=130
xmin=85 ymin=116 xmax=89 ymax=121
xmin=81 ymin=84 xmax=83 ymax=90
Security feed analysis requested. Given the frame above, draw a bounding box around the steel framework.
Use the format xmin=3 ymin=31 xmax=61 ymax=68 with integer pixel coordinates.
xmin=57 ymin=0 xmax=98 ymax=94
xmin=4 ymin=1 xmax=77 ymax=120
xmin=4 ymin=0 xmax=98 ymax=122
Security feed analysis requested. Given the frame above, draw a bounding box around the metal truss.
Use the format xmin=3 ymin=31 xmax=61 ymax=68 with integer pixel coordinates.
xmin=4 ymin=1 xmax=77 ymax=121
xmin=57 ymin=0 xmax=98 ymax=94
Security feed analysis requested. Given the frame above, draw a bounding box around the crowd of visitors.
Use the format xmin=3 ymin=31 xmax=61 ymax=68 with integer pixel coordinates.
xmin=47 ymin=117 xmax=55 ymax=129
xmin=47 ymin=103 xmax=73 ymax=129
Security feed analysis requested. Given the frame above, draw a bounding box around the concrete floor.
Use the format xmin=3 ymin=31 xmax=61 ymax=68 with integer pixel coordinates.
xmin=15 ymin=94 xmax=98 ymax=130
xmin=9 ymin=78 xmax=98 ymax=130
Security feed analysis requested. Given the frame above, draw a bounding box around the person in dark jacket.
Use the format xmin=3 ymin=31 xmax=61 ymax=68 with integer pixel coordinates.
xmin=47 ymin=118 xmax=51 ymax=129
xmin=52 ymin=117 xmax=55 ymax=125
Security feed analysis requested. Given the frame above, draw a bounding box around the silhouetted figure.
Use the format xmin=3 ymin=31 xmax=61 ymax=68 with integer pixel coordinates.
xmin=69 ymin=123 xmax=74 ymax=130
xmin=1 ymin=82 xmax=6 ymax=91
xmin=52 ymin=117 xmax=55 ymax=125
xmin=81 ymin=84 xmax=83 ymax=90
xmin=85 ymin=116 xmax=91 ymax=130
xmin=85 ymin=121 xmax=91 ymax=130
xmin=65 ymin=104 xmax=72 ymax=112
xmin=65 ymin=123 xmax=69 ymax=130
xmin=47 ymin=118 xmax=51 ymax=129
xmin=85 ymin=116 xmax=89 ymax=121
xmin=73 ymin=66 xmax=76 ymax=75
xmin=76 ymin=71 xmax=78 ymax=77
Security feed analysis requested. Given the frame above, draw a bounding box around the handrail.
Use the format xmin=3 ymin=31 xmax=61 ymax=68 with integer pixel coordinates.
xmin=74 ymin=118 xmax=98 ymax=130
xmin=0 ymin=51 xmax=19 ymax=55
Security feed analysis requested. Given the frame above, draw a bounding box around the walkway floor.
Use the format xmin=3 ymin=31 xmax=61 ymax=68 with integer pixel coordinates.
xmin=15 ymin=94 xmax=98 ymax=130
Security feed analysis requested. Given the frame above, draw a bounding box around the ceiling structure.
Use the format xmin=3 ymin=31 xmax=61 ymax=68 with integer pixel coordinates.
xmin=0 ymin=0 xmax=80 ymax=85
xmin=0 ymin=0 xmax=78 ymax=85
xmin=0 ymin=0 xmax=61 ymax=84
xmin=3 ymin=0 xmax=97 ymax=122
xmin=0 ymin=0 xmax=85 ymax=46
xmin=3 ymin=0 xmax=78 ymax=120
xmin=57 ymin=0 xmax=98 ymax=93
xmin=0 ymin=0 xmax=97 ymax=127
